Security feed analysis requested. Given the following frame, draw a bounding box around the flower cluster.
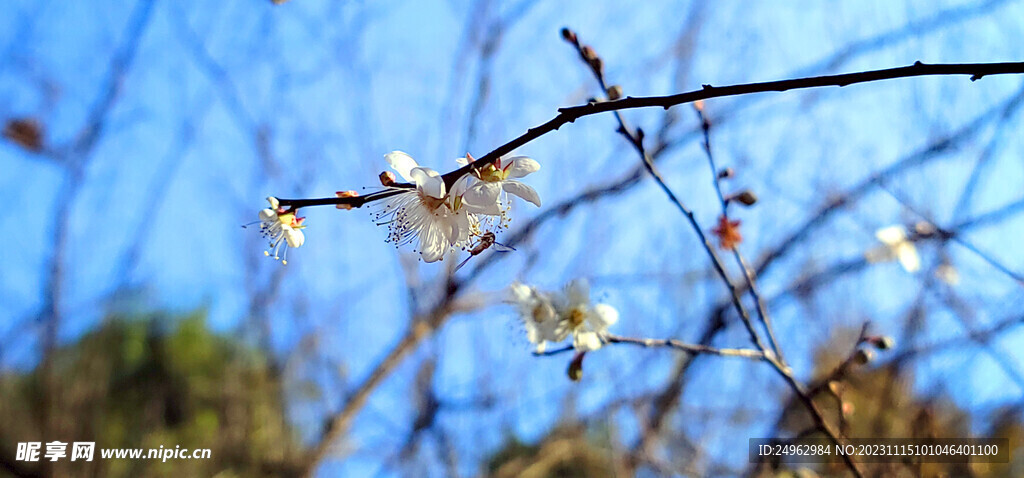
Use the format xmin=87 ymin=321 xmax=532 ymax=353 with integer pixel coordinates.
xmin=508 ymin=279 xmax=619 ymax=353
xmin=866 ymin=225 xmax=920 ymax=273
xmin=374 ymin=151 xmax=541 ymax=262
xmin=257 ymin=197 xmax=305 ymax=265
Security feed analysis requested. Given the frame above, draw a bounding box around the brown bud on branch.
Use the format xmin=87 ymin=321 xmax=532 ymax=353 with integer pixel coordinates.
xmin=727 ymin=190 xmax=758 ymax=207
xmin=560 ymin=27 xmax=577 ymax=44
xmin=567 ymin=352 xmax=586 ymax=382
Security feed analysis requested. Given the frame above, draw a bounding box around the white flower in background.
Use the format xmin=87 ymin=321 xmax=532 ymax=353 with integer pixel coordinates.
xmin=459 ymin=155 xmax=542 ymax=214
xmin=258 ymin=196 xmax=305 ymax=265
xmin=375 ymin=151 xmax=469 ymax=262
xmin=509 ymin=278 xmax=619 ymax=353
xmin=508 ymin=283 xmax=565 ymax=353
xmin=555 ymin=279 xmax=619 ymax=352
xmin=866 ymin=225 xmax=920 ymax=273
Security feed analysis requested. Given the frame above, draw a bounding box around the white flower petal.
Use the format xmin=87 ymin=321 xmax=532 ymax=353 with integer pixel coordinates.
xmin=449 ymin=174 xmax=475 ymax=198
xmin=549 ymin=316 xmax=571 ymax=343
xmin=502 ymin=180 xmax=541 ymax=207
xmin=259 ymin=209 xmax=276 ymax=222
xmin=896 ymin=243 xmax=920 ymax=273
xmin=508 ymin=283 xmax=532 ymax=303
xmin=590 ymin=304 xmax=619 ymax=329
xmin=504 ymin=156 xmax=539 ymax=179
xmin=564 ymin=279 xmax=590 ymax=306
xmin=284 ymin=228 xmax=304 ymax=248
xmin=875 ymin=226 xmax=907 ymax=246
xmin=411 ymin=167 xmax=446 ymax=199
xmin=385 ymin=151 xmax=419 ymax=182
xmin=448 ymin=209 xmax=470 ymax=246
xmin=266 ymin=196 xmax=280 ymax=209
xmin=527 ymin=331 xmax=544 ymax=347
xmin=573 ymin=331 xmax=603 ymax=352
xmin=462 ymin=182 xmax=503 ymax=215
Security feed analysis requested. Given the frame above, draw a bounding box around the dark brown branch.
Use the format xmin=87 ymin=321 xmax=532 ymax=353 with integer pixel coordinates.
xmin=276 ymin=61 xmax=1024 ymax=209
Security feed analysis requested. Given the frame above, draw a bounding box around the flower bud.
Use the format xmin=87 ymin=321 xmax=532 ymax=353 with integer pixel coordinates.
xmin=914 ymin=221 xmax=937 ymax=236
xmin=854 ymin=348 xmax=874 ymax=365
xmin=379 ymin=171 xmax=397 ymax=187
xmin=606 ymin=85 xmax=622 ymax=101
xmin=2 ymin=118 xmax=44 ymax=152
xmin=335 ymin=190 xmax=359 ymax=210
xmin=560 ymin=27 xmax=577 ymax=44
xmin=732 ymin=190 xmax=758 ymax=206
xmin=567 ymin=352 xmax=586 ymax=382
xmin=581 ymin=45 xmax=597 ymax=61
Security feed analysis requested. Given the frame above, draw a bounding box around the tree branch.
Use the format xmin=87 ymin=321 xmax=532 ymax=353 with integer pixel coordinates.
xmin=277 ymin=61 xmax=1024 ymax=209
xmin=533 ymin=334 xmax=767 ymax=360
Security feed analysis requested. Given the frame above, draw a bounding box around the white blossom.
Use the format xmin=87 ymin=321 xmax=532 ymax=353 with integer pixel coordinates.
xmin=374 ymin=151 xmax=541 ymax=263
xmin=258 ymin=196 xmax=305 ymax=265
xmin=459 ymin=155 xmax=542 ymax=214
xmin=508 ymin=278 xmax=619 ymax=353
xmin=555 ymin=279 xmax=619 ymax=352
xmin=375 ymin=151 xmax=470 ymax=262
xmin=866 ymin=225 xmax=920 ymax=273
xmin=508 ymin=283 xmax=564 ymax=353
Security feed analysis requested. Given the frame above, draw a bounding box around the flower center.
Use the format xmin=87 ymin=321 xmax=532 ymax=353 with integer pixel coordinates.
xmin=568 ymin=307 xmax=587 ymax=328
xmin=477 ymin=164 xmax=507 ymax=182
xmin=419 ymin=193 xmax=445 ymax=211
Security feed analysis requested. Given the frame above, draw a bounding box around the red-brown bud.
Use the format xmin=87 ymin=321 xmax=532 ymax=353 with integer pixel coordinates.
xmin=335 ymin=190 xmax=359 ymax=210
xmin=606 ymin=85 xmax=622 ymax=100
xmin=560 ymin=27 xmax=577 ymax=44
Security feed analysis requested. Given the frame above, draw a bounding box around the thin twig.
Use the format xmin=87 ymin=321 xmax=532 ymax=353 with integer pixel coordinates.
xmin=564 ymin=31 xmax=863 ymax=478
xmin=533 ymin=335 xmax=766 ymax=360
xmin=693 ymin=104 xmax=786 ymax=363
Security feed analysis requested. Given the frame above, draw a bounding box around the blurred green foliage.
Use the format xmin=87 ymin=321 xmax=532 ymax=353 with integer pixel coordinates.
xmin=0 ymin=311 xmax=308 ymax=478
xmin=486 ymin=425 xmax=619 ymax=478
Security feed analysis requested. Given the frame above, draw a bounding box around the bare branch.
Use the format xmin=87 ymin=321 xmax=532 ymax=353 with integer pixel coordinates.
xmin=277 ymin=61 xmax=1024 ymax=209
